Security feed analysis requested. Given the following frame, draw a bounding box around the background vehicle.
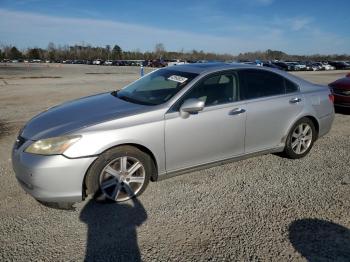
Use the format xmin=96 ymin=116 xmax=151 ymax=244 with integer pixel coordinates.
xmin=113 ymin=60 xmax=126 ymax=66
xmin=304 ymin=62 xmax=319 ymax=71
xmin=167 ymin=59 xmax=187 ymax=66
xmin=294 ymin=62 xmax=307 ymax=71
xmin=262 ymin=61 xmax=284 ymax=70
xmin=272 ymin=61 xmax=292 ymax=71
xmin=12 ymin=63 xmax=334 ymax=207
xmin=329 ymin=74 xmax=350 ymax=108
xmin=92 ymin=59 xmax=104 ymax=65
xmin=285 ymin=62 xmax=306 ymax=71
xmin=104 ymin=60 xmax=113 ymax=65
xmin=328 ymin=61 xmax=350 ymax=70
xmin=321 ymin=62 xmax=335 ymax=70
xmin=149 ymin=59 xmax=167 ymax=67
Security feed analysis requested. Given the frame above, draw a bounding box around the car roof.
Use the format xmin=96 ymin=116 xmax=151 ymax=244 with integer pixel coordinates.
xmin=165 ymin=62 xmax=313 ymax=88
xmin=167 ymin=62 xmax=258 ymax=74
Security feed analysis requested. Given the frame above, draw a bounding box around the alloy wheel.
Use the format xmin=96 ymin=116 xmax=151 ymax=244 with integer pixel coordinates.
xmin=99 ymin=156 xmax=146 ymax=202
xmin=291 ymin=123 xmax=313 ymax=155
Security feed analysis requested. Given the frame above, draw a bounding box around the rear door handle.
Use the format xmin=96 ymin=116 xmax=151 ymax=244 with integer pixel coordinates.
xmin=289 ymin=97 xmax=302 ymax=104
xmin=229 ymin=108 xmax=246 ymax=115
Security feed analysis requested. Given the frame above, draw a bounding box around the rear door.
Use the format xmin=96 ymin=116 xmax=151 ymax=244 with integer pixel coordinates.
xmin=238 ymin=69 xmax=303 ymax=153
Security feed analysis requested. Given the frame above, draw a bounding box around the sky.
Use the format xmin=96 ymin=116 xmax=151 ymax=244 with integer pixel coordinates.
xmin=0 ymin=0 xmax=349 ymax=55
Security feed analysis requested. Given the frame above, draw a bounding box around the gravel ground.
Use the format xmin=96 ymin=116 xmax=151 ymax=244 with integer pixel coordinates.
xmin=0 ymin=64 xmax=349 ymax=261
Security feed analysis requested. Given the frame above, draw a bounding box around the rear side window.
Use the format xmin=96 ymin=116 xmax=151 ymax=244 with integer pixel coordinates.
xmin=238 ymin=69 xmax=298 ymax=100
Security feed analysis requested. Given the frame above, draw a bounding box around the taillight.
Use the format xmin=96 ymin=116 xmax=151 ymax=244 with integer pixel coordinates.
xmin=329 ymin=94 xmax=334 ymax=103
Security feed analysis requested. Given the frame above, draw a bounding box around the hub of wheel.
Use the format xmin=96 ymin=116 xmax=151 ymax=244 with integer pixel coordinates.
xmin=291 ymin=123 xmax=312 ymax=155
xmin=99 ymin=156 xmax=146 ymax=202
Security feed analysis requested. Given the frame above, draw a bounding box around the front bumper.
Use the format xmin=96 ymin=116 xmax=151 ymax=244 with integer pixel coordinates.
xmin=12 ymin=146 xmax=97 ymax=203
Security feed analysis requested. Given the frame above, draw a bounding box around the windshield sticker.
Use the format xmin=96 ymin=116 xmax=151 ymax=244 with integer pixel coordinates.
xmin=168 ymin=75 xmax=188 ymax=83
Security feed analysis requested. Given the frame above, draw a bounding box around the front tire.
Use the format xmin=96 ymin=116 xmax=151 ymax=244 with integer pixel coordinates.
xmin=85 ymin=146 xmax=152 ymax=202
xmin=284 ymin=118 xmax=316 ymax=159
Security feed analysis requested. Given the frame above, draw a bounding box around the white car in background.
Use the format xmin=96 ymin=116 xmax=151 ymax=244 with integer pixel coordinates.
xmin=93 ymin=59 xmax=103 ymax=65
xmin=104 ymin=60 xmax=113 ymax=65
xmin=321 ymin=63 xmax=335 ymax=70
xmin=293 ymin=62 xmax=307 ymax=71
xmin=311 ymin=63 xmax=323 ymax=71
xmin=167 ymin=59 xmax=187 ymax=66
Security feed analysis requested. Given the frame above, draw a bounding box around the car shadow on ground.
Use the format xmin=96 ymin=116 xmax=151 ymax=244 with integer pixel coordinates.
xmin=335 ymin=106 xmax=350 ymax=115
xmin=80 ymin=198 xmax=147 ymax=262
xmin=289 ymin=218 xmax=350 ymax=261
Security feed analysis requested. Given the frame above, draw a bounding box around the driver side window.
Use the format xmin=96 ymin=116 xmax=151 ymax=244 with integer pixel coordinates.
xmin=181 ymin=72 xmax=238 ymax=108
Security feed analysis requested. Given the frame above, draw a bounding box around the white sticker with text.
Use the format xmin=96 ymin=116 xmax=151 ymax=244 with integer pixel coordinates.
xmin=168 ymin=75 xmax=188 ymax=83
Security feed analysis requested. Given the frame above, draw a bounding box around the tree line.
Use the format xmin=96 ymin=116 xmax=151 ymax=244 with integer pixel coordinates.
xmin=1 ymin=42 xmax=349 ymax=62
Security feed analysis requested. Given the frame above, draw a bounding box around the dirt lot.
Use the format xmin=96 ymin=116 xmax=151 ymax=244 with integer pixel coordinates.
xmin=0 ymin=64 xmax=349 ymax=261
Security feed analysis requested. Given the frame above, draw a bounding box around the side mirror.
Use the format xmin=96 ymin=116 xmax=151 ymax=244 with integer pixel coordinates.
xmin=180 ymin=98 xmax=204 ymax=118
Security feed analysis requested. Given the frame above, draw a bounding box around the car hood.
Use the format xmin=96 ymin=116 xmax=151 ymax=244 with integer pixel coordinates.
xmin=22 ymin=92 xmax=148 ymax=140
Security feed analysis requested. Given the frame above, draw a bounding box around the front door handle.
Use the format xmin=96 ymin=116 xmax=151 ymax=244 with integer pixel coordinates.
xmin=289 ymin=97 xmax=302 ymax=104
xmin=229 ymin=108 xmax=246 ymax=115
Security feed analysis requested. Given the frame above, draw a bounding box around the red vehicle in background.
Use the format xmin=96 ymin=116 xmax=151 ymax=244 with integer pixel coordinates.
xmin=328 ymin=73 xmax=350 ymax=109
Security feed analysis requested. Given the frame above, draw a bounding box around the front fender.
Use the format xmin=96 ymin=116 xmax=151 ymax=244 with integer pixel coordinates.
xmin=63 ymin=121 xmax=165 ymax=175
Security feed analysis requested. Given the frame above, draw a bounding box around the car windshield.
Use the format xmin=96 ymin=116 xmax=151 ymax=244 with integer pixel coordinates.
xmin=115 ymin=69 xmax=198 ymax=105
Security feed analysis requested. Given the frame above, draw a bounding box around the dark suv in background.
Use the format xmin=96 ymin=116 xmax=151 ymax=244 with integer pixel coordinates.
xmin=328 ymin=61 xmax=350 ymax=70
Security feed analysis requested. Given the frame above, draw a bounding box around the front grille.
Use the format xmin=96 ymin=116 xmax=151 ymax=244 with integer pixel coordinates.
xmin=15 ymin=136 xmax=27 ymax=149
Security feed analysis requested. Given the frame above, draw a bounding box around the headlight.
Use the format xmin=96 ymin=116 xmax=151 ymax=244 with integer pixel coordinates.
xmin=25 ymin=135 xmax=81 ymax=155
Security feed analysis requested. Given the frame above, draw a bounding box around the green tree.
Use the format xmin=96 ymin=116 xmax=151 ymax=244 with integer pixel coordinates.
xmin=112 ymin=44 xmax=122 ymax=59
xmin=9 ymin=46 xmax=23 ymax=59
xmin=266 ymin=49 xmax=286 ymax=60
xmin=27 ymin=48 xmax=41 ymax=59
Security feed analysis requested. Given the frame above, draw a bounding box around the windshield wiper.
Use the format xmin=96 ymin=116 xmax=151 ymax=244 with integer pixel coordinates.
xmin=113 ymin=91 xmax=155 ymax=106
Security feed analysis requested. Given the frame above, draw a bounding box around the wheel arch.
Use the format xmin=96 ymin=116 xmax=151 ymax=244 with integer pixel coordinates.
xmin=282 ymin=114 xmax=320 ymax=146
xmin=303 ymin=115 xmax=320 ymax=138
xmin=82 ymin=143 xmax=159 ymax=200
xmin=124 ymin=143 xmax=159 ymax=182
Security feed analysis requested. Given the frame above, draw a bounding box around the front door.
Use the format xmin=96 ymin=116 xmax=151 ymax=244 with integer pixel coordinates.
xmin=164 ymin=72 xmax=246 ymax=173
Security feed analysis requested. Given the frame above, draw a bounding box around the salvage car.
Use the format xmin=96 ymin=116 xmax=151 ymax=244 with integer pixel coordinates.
xmin=12 ymin=63 xmax=335 ymax=207
xmin=329 ymin=73 xmax=350 ymax=108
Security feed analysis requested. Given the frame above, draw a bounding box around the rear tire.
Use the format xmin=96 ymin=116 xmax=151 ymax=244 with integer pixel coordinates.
xmin=284 ymin=118 xmax=316 ymax=159
xmin=85 ymin=146 xmax=152 ymax=202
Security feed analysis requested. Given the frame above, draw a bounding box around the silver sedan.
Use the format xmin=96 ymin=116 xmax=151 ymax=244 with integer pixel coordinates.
xmin=12 ymin=63 xmax=334 ymax=207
